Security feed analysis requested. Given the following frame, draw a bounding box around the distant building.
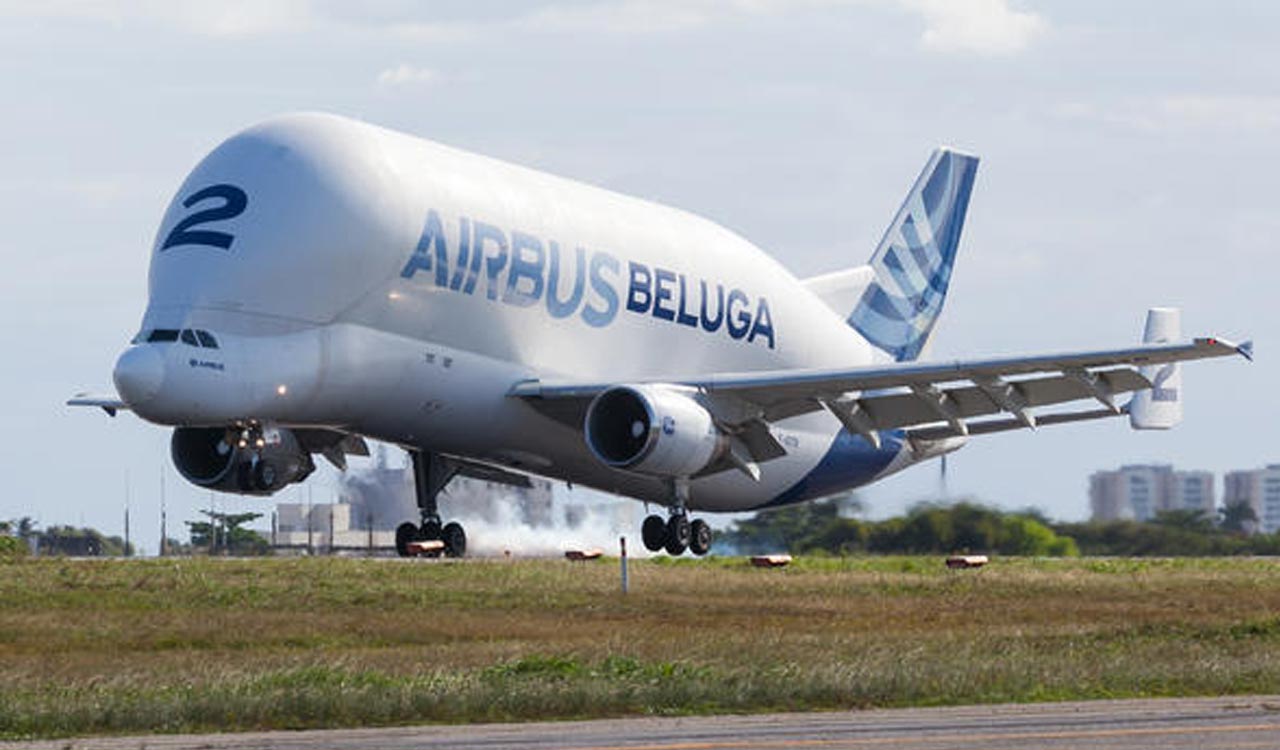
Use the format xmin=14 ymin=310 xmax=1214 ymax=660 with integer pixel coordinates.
xmin=1088 ymin=464 xmax=1215 ymax=522
xmin=1170 ymin=470 xmax=1215 ymax=515
xmin=1223 ymin=465 xmax=1280 ymax=534
xmin=273 ymin=502 xmax=376 ymax=552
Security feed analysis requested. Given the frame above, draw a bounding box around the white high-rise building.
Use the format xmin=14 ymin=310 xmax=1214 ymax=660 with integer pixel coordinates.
xmin=1223 ymin=465 xmax=1280 ymax=534
xmin=1089 ymin=464 xmax=1216 ymax=522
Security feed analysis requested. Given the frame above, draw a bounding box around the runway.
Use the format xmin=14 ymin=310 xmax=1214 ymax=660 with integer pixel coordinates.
xmin=11 ymin=695 xmax=1280 ymax=750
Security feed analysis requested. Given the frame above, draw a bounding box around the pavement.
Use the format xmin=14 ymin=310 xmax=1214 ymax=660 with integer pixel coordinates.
xmin=8 ymin=695 xmax=1280 ymax=750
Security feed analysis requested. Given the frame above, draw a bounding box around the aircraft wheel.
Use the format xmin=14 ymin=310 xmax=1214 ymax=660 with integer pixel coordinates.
xmin=689 ymin=519 xmax=712 ymax=556
xmin=442 ymin=522 xmax=467 ymax=558
xmin=665 ymin=515 xmax=691 ymax=556
xmin=641 ymin=515 xmax=667 ymax=552
xmin=395 ymin=522 xmax=419 ymax=557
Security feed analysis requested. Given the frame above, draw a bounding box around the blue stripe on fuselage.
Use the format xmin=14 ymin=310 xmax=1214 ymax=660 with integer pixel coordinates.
xmin=756 ymin=429 xmax=905 ymax=510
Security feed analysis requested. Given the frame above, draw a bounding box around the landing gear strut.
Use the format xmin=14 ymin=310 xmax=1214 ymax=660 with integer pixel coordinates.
xmin=640 ymin=479 xmax=712 ymax=557
xmin=396 ymin=451 xmax=467 ymax=558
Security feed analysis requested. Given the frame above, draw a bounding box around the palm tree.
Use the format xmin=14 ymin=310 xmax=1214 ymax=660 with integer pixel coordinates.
xmin=1219 ymin=501 xmax=1258 ymax=534
xmin=1152 ymin=508 xmax=1215 ymax=534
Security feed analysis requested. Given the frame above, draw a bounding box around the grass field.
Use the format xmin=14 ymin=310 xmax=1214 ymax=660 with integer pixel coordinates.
xmin=3 ymin=555 xmax=1280 ymax=739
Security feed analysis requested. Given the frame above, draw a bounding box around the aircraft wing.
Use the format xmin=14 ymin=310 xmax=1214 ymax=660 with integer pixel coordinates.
xmin=510 ymin=337 xmax=1251 ymax=450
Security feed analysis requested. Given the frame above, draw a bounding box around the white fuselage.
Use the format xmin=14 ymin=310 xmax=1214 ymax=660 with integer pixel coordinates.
xmin=116 ymin=113 xmax=931 ymax=511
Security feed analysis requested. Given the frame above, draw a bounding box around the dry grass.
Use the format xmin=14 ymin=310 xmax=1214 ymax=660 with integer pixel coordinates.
xmin=2 ymin=555 xmax=1280 ymax=739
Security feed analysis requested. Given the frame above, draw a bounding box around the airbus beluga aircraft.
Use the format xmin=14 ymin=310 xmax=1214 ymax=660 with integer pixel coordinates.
xmin=70 ymin=113 xmax=1250 ymax=557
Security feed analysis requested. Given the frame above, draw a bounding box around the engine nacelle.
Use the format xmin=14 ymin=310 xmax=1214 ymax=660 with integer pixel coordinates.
xmin=170 ymin=426 xmax=315 ymax=495
xmin=584 ymin=385 xmax=723 ymax=478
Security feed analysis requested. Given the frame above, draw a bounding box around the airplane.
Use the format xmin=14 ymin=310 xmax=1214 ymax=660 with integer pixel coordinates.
xmin=69 ymin=112 xmax=1251 ymax=558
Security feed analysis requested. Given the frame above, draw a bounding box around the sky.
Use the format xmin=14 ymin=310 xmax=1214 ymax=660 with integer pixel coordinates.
xmin=0 ymin=0 xmax=1275 ymax=551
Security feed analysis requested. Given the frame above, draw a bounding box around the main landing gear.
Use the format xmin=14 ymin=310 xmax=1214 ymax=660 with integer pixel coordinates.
xmin=640 ymin=479 xmax=712 ymax=556
xmin=395 ymin=451 xmax=467 ymax=558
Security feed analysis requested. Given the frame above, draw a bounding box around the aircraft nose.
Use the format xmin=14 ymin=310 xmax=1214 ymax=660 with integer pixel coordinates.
xmin=113 ymin=345 xmax=165 ymax=407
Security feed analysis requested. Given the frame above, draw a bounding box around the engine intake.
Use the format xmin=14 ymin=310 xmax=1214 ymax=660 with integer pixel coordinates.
xmin=170 ymin=426 xmax=314 ymax=495
xmin=584 ymin=385 xmax=723 ymax=478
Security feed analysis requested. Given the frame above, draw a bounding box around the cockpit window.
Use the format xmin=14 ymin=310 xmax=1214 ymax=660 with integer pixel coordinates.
xmin=180 ymin=329 xmax=199 ymax=346
xmin=147 ymin=329 xmax=180 ymax=343
xmin=195 ymin=330 xmax=219 ymax=349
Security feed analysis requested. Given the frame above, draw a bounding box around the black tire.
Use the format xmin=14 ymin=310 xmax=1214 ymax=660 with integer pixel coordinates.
xmin=641 ymin=515 xmax=667 ymax=552
xmin=420 ymin=518 xmax=443 ymax=541
xmin=395 ymin=522 xmax=420 ymax=557
xmin=253 ymin=460 xmax=278 ymax=491
xmin=442 ymin=522 xmax=467 ymax=558
xmin=689 ymin=519 xmax=712 ymax=556
xmin=665 ymin=515 xmax=691 ymax=556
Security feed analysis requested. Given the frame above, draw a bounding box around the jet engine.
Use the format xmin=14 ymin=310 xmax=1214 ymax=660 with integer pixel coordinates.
xmin=584 ymin=385 xmax=724 ymax=477
xmin=170 ymin=425 xmax=315 ymax=495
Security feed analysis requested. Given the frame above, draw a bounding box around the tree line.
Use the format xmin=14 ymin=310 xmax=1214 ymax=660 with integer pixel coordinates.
xmin=0 ymin=517 xmax=133 ymax=557
xmin=0 ymin=511 xmax=270 ymax=558
xmin=721 ymin=497 xmax=1280 ymax=557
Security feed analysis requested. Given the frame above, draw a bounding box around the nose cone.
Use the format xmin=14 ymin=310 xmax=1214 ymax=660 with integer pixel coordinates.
xmin=113 ymin=345 xmax=165 ymax=407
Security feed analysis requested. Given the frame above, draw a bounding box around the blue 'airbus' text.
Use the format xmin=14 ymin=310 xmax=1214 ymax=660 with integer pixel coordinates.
xmin=399 ymin=209 xmax=775 ymax=349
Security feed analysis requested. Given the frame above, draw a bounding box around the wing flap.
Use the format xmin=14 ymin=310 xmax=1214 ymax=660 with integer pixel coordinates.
xmin=908 ymin=406 xmax=1124 ymax=441
xmin=849 ymin=367 xmax=1150 ymax=432
xmin=452 ymin=458 xmax=535 ymax=488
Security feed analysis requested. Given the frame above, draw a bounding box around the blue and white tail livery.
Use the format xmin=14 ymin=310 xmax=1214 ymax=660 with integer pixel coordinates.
xmin=848 ymin=148 xmax=979 ymax=362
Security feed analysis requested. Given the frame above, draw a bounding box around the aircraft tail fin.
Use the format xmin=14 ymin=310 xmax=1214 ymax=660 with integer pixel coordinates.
xmin=846 ymin=148 xmax=979 ymax=362
xmin=1129 ymin=307 xmax=1183 ymax=430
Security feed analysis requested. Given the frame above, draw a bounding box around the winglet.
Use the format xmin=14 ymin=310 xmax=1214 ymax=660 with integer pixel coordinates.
xmin=1237 ymin=340 xmax=1254 ymax=362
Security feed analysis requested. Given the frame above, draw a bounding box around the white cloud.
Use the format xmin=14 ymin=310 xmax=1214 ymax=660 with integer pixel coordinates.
xmin=1054 ymin=95 xmax=1280 ymax=135
xmin=159 ymin=0 xmax=314 ymax=37
xmin=902 ymin=0 xmax=1046 ymax=56
xmin=0 ymin=0 xmax=316 ymax=37
xmin=386 ymin=20 xmax=480 ymax=44
xmin=376 ymin=63 xmax=439 ymax=89
xmin=0 ymin=0 xmax=1051 ymax=54
xmin=1159 ymin=95 xmax=1280 ymax=132
xmin=522 ymin=1 xmax=723 ymax=35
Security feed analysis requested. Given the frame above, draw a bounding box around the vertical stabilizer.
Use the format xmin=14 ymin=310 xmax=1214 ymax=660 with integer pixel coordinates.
xmin=1130 ymin=307 xmax=1183 ymax=430
xmin=847 ymin=148 xmax=978 ymax=361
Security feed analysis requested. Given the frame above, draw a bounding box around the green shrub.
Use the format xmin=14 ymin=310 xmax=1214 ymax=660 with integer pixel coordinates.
xmin=0 ymin=535 xmax=25 ymax=559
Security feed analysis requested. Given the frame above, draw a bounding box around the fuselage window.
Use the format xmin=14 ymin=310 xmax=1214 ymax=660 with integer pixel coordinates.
xmin=180 ymin=329 xmax=199 ymax=346
xmin=147 ymin=329 xmax=180 ymax=343
xmin=195 ymin=330 xmax=219 ymax=349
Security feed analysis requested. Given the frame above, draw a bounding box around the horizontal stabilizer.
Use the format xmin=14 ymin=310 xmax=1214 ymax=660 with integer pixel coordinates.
xmin=67 ymin=392 xmax=127 ymax=417
xmin=802 ymin=266 xmax=875 ymax=316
